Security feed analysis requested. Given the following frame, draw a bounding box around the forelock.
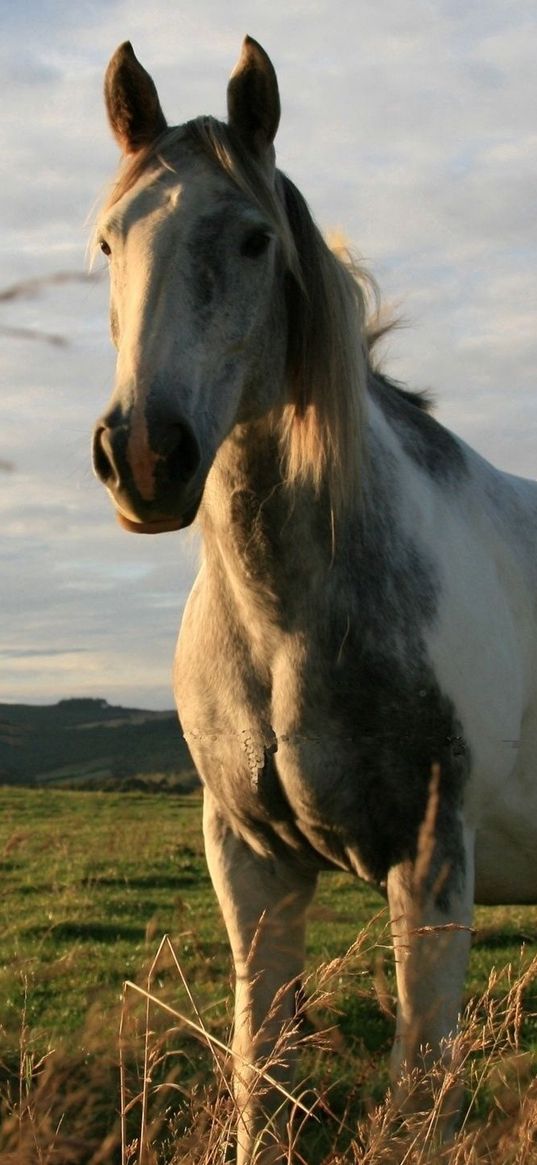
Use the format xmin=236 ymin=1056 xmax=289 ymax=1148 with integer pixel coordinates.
xmin=98 ymin=118 xmax=298 ymax=275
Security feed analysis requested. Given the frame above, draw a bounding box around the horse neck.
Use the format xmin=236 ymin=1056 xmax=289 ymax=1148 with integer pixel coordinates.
xmin=199 ymin=414 xmax=338 ymax=616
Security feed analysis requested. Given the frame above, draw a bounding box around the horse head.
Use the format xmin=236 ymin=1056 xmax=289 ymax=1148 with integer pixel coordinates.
xmin=93 ymin=38 xmax=290 ymax=533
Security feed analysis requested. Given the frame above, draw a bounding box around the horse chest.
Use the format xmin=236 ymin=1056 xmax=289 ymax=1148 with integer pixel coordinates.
xmin=177 ymin=612 xmax=469 ymax=886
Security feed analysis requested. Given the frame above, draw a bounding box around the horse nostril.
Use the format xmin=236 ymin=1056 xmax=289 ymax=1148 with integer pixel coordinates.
xmin=167 ymin=423 xmax=201 ymax=484
xmin=93 ymin=425 xmax=115 ymax=485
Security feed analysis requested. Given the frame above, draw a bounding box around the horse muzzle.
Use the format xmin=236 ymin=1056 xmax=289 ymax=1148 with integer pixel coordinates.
xmin=92 ymin=408 xmax=203 ymax=533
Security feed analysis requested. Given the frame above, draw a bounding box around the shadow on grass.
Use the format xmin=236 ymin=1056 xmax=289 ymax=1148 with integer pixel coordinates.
xmin=474 ymin=929 xmax=537 ymax=949
xmin=80 ymin=871 xmax=207 ymax=891
xmin=25 ymin=921 xmax=147 ymax=943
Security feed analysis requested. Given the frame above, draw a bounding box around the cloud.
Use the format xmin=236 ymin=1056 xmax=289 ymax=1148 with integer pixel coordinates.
xmin=0 ymin=648 xmax=90 ymax=659
xmin=0 ymin=48 xmax=63 ymax=88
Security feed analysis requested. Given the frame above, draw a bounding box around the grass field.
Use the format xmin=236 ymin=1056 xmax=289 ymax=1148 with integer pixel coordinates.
xmin=1 ymin=786 xmax=537 ymax=1162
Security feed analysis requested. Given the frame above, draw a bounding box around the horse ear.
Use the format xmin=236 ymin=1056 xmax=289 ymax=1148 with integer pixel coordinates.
xmin=227 ymin=36 xmax=280 ymax=155
xmin=104 ymin=41 xmax=167 ymax=154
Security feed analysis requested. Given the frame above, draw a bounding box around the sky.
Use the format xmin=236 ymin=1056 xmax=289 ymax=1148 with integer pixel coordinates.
xmin=1 ymin=0 xmax=536 ymax=710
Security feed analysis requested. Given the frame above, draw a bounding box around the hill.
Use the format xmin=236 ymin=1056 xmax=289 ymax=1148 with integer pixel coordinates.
xmin=0 ymin=698 xmax=198 ymax=790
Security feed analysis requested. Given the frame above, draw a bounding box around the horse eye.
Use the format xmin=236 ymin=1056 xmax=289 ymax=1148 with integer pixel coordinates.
xmin=100 ymin=240 xmax=111 ymax=257
xmin=240 ymin=229 xmax=271 ymax=259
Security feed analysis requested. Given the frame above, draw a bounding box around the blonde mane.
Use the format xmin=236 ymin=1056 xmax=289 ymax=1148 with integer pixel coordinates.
xmin=101 ymin=117 xmax=389 ymax=515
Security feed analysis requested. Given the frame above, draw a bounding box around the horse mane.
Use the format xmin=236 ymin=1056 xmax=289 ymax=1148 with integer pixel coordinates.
xmin=277 ymin=173 xmax=369 ymax=513
xmin=100 ymin=117 xmax=410 ymax=515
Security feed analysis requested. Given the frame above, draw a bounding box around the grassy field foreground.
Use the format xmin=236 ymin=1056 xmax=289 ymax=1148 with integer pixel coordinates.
xmin=1 ymin=786 xmax=537 ymax=1163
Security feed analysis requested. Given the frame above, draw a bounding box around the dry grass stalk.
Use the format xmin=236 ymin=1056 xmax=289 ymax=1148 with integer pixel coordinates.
xmin=0 ymin=268 xmax=105 ymax=346
xmin=116 ymin=930 xmax=536 ymax=1164
xmin=2 ymin=933 xmax=536 ymax=1162
xmin=0 ymin=270 xmax=103 ymax=304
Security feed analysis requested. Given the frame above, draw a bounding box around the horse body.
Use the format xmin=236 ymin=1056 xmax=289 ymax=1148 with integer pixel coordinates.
xmin=93 ymin=37 xmax=537 ymax=1162
xmin=176 ymin=384 xmax=537 ymax=1155
xmin=423 ymin=454 xmax=537 ymax=905
xmin=177 ymin=386 xmax=537 ymax=891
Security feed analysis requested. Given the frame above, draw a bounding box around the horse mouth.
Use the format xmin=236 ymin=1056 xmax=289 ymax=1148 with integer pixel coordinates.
xmin=115 ymin=498 xmax=200 ymax=534
xmin=117 ymin=513 xmax=185 ymax=534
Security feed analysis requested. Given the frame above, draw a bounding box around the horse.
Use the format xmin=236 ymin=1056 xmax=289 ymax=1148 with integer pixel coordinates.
xmin=92 ymin=36 xmax=537 ymax=1163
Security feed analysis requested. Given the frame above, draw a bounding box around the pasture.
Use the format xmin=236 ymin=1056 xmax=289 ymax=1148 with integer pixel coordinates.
xmin=1 ymin=784 xmax=537 ymax=1162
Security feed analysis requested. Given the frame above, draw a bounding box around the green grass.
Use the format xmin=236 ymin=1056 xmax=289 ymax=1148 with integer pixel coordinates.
xmin=1 ymin=786 xmax=537 ymax=1162
xmin=0 ymin=788 xmax=221 ymax=1040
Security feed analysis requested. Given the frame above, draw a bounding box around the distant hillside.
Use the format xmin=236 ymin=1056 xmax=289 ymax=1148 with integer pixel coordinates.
xmin=0 ymin=698 xmax=198 ymax=791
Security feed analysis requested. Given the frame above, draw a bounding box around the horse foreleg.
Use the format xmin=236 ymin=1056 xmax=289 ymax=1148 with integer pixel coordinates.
xmin=386 ymin=826 xmax=475 ymax=1127
xmin=203 ymin=789 xmax=317 ymax=1164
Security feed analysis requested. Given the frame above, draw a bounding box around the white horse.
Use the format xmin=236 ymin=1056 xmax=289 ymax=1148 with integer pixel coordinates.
xmin=93 ymin=37 xmax=537 ymax=1163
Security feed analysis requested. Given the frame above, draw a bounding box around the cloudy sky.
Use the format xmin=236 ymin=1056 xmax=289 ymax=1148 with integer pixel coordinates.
xmin=1 ymin=0 xmax=535 ymax=709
